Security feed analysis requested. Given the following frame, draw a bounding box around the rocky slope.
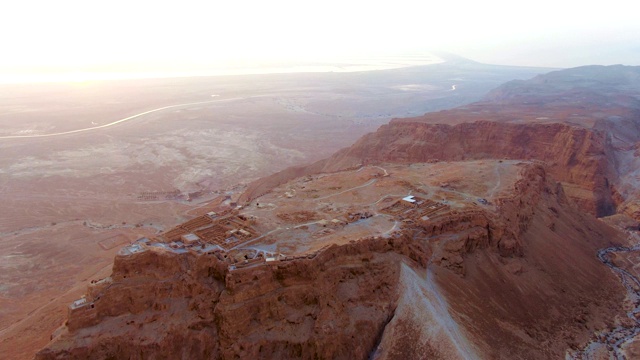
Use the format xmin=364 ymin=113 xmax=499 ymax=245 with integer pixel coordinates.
xmin=244 ymin=65 xmax=640 ymax=220
xmin=37 ymin=162 xmax=627 ymax=359
xmin=37 ymin=65 xmax=640 ymax=359
xmin=323 ymin=121 xmax=617 ymax=216
xmin=35 ymin=226 xmax=422 ymax=359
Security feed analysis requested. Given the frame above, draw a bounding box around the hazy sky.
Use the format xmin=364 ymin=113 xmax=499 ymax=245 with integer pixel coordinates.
xmin=1 ymin=0 xmax=638 ymax=80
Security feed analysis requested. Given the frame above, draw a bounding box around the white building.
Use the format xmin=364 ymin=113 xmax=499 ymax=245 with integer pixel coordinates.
xmin=402 ymin=195 xmax=416 ymax=204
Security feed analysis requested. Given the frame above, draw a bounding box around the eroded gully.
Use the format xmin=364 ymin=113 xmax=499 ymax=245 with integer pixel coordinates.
xmin=568 ymin=240 xmax=640 ymax=359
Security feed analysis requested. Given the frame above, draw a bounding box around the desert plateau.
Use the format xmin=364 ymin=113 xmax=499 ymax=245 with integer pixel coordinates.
xmin=6 ymin=61 xmax=638 ymax=360
xmin=1 ymin=57 xmax=551 ymax=359
xmin=3 ymin=0 xmax=640 ymax=358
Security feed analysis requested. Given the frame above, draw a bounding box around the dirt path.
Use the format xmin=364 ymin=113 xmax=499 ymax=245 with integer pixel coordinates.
xmin=315 ymin=179 xmax=377 ymax=201
xmin=487 ymin=162 xmax=504 ymax=198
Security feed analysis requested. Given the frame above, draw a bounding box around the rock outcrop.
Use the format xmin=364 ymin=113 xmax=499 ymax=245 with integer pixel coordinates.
xmin=37 ymin=236 xmax=420 ymax=359
xmin=323 ymin=120 xmax=617 ymax=216
xmin=37 ymin=65 xmax=640 ymax=359
xmin=243 ymin=65 xmax=640 ymax=220
xmin=37 ymin=163 xmax=626 ymax=359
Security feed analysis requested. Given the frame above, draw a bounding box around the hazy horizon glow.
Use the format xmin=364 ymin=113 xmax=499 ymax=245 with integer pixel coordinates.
xmin=1 ymin=0 xmax=638 ymax=83
xmin=0 ymin=55 xmax=445 ymax=84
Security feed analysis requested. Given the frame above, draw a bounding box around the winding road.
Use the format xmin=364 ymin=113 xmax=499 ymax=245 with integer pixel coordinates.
xmin=0 ymin=97 xmax=224 ymax=140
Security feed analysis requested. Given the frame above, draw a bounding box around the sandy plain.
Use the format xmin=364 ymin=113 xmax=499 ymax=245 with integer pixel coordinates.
xmin=0 ymin=60 xmax=545 ymax=359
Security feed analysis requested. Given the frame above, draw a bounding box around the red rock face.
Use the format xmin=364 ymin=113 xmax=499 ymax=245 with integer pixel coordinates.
xmin=324 ymin=120 xmax=617 ymax=217
xmin=243 ymin=65 xmax=640 ymax=220
xmin=36 ymin=163 xmax=627 ymax=360
xmin=35 ymin=237 xmax=418 ymax=359
xmin=36 ymin=65 xmax=640 ymax=359
xmin=429 ymin=166 xmax=625 ymax=359
xmin=241 ymin=117 xmax=630 ymax=219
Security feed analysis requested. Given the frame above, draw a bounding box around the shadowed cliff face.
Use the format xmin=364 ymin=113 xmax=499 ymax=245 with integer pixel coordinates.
xmin=243 ymin=66 xmax=640 ymax=219
xmin=36 ymin=65 xmax=640 ymax=359
xmin=36 ymin=163 xmax=627 ymax=360
xmin=35 ymin=235 xmax=420 ymax=359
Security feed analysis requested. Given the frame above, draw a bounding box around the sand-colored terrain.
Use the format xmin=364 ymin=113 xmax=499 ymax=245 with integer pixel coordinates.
xmin=233 ymin=161 xmax=517 ymax=256
xmin=27 ymin=64 xmax=640 ymax=359
xmin=36 ymin=160 xmax=627 ymax=359
xmin=0 ymin=61 xmax=545 ymax=359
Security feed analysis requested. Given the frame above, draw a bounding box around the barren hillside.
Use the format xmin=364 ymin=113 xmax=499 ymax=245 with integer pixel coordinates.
xmin=37 ymin=65 xmax=640 ymax=359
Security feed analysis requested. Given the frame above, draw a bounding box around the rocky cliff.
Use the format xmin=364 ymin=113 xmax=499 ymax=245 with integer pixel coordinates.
xmin=323 ymin=120 xmax=617 ymax=217
xmin=37 ymin=163 xmax=627 ymax=359
xmin=36 ymin=237 xmax=423 ymax=359
xmin=243 ymin=66 xmax=640 ymax=219
xmin=37 ymin=65 xmax=640 ymax=359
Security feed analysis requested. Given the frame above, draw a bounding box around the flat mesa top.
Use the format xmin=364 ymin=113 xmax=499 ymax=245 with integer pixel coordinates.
xmin=232 ymin=160 xmax=523 ymax=257
xmin=141 ymin=160 xmax=525 ymax=268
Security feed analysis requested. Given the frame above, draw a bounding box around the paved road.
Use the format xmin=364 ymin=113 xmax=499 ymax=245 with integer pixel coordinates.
xmin=0 ymin=97 xmax=226 ymax=140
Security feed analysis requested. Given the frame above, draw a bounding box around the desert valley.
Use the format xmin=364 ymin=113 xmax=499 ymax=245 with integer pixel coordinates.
xmin=3 ymin=57 xmax=640 ymax=359
xmin=0 ymin=56 xmax=546 ymax=359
